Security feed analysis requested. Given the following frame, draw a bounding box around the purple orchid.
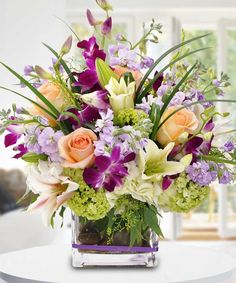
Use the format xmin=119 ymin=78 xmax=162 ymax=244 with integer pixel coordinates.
xmin=83 ymin=146 xmax=135 ymax=192
xmin=80 ymin=90 xmax=110 ymax=110
xmin=184 ymin=136 xmax=212 ymax=162
xmin=13 ymin=144 xmax=28 ymax=159
xmin=101 ymin=17 xmax=112 ymax=36
xmin=153 ymin=72 xmax=164 ymax=92
xmin=75 ymin=36 xmax=106 ymax=92
xmin=86 ymin=9 xmax=101 ymax=27
xmin=4 ymin=124 xmax=24 ymax=148
xmin=58 ymin=106 xmax=100 ymax=130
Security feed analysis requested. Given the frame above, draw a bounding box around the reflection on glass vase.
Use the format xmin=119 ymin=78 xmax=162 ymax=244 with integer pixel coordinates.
xmin=71 ymin=213 xmax=159 ymax=267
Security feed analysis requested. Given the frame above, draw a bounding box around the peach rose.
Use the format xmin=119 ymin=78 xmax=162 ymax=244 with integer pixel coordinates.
xmin=58 ymin=127 xmax=97 ymax=169
xmin=31 ymin=82 xmax=65 ymax=126
xmin=156 ymin=106 xmax=199 ymax=146
xmin=113 ymin=65 xmax=142 ymax=86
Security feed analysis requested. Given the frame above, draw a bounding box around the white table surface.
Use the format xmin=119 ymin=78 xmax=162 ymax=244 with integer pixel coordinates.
xmin=0 ymin=243 xmax=236 ymax=283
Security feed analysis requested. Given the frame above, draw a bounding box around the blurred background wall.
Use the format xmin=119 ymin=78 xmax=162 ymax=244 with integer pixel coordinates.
xmin=0 ymin=0 xmax=236 ymax=252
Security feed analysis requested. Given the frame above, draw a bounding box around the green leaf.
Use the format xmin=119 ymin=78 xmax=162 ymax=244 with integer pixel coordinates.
xmin=0 ymin=86 xmax=57 ymax=120
xmin=59 ymin=206 xmax=66 ymax=228
xmin=21 ymin=152 xmax=48 ymax=163
xmin=0 ymin=62 xmax=60 ymax=116
xmin=136 ymin=33 xmax=211 ymax=97
xmin=95 ymin=58 xmax=119 ymax=88
xmin=136 ymin=47 xmax=209 ymax=103
xmin=150 ymin=104 xmax=161 ymax=140
xmin=42 ymin=43 xmax=77 ymax=84
xmin=123 ymin=72 xmax=135 ymax=85
xmin=144 ymin=207 xmax=164 ymax=238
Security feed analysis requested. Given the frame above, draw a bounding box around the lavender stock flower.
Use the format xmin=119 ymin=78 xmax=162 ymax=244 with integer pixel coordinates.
xmin=223 ymin=141 xmax=234 ymax=152
xmin=83 ymin=146 xmax=135 ymax=192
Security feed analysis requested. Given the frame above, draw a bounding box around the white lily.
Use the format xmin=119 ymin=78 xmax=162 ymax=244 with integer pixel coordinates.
xmin=26 ymin=161 xmax=78 ymax=226
xmin=105 ymin=77 xmax=135 ymax=114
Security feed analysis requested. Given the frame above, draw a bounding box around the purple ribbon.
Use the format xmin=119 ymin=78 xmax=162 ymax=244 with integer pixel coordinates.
xmin=72 ymin=243 xmax=158 ymax=253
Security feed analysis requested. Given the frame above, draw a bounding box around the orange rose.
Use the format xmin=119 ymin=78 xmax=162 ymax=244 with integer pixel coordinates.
xmin=113 ymin=65 xmax=142 ymax=86
xmin=58 ymin=128 xmax=97 ymax=169
xmin=31 ymin=82 xmax=65 ymax=125
xmin=156 ymin=106 xmax=199 ymax=146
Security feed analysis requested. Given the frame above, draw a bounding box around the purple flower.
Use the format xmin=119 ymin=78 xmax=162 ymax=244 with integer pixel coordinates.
xmin=101 ymin=17 xmax=112 ymax=36
xmin=184 ymin=136 xmax=212 ymax=162
xmin=186 ymin=160 xmax=217 ymax=186
xmin=115 ymin=33 xmax=123 ymax=41
xmin=4 ymin=124 xmax=23 ymax=148
xmin=59 ymin=106 xmax=100 ymax=130
xmin=83 ymin=146 xmax=135 ymax=191
xmin=24 ymin=126 xmax=42 ymax=154
xmin=219 ymin=170 xmax=233 ymax=184
xmin=170 ymin=91 xmax=185 ymax=106
xmin=140 ymin=56 xmax=154 ymax=69
xmin=80 ymin=90 xmax=110 ymax=110
xmin=153 ymin=72 xmax=164 ymax=92
xmin=24 ymin=65 xmax=34 ymax=76
xmin=213 ymin=79 xmax=221 ymax=87
xmin=204 ymin=119 xmax=215 ymax=132
xmin=75 ymin=36 xmax=106 ymax=92
xmin=108 ymin=44 xmax=140 ymax=70
xmin=162 ymin=176 xmax=173 ymax=191
xmin=223 ymin=141 xmax=234 ymax=152
xmin=86 ymin=9 xmax=100 ymax=27
xmin=136 ymin=94 xmax=163 ymax=114
xmin=38 ymin=128 xmax=63 ymax=155
xmin=13 ymin=144 xmax=28 ymax=159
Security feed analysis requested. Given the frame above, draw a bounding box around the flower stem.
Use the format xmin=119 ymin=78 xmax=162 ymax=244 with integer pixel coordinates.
xmin=201 ymin=155 xmax=236 ymax=165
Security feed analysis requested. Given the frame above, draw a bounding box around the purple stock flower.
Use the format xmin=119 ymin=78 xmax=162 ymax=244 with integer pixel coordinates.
xmin=223 ymin=141 xmax=234 ymax=152
xmin=108 ymin=44 xmax=140 ymax=70
xmin=101 ymin=17 xmax=112 ymax=36
xmin=24 ymin=65 xmax=34 ymax=76
xmin=136 ymin=94 xmax=163 ymax=114
xmin=186 ymin=160 xmax=217 ymax=186
xmin=83 ymin=146 xmax=135 ymax=192
xmin=219 ymin=170 xmax=233 ymax=184
xmin=38 ymin=128 xmax=63 ymax=155
xmin=75 ymin=36 xmax=106 ymax=92
xmin=170 ymin=91 xmax=185 ymax=106
xmin=13 ymin=144 xmax=28 ymax=159
xmin=213 ymin=79 xmax=221 ymax=87
xmin=115 ymin=33 xmax=123 ymax=41
xmin=24 ymin=126 xmax=42 ymax=154
xmin=140 ymin=56 xmax=154 ymax=69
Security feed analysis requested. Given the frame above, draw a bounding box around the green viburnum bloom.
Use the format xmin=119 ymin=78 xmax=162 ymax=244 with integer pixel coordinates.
xmin=158 ymin=173 xmax=210 ymax=213
xmin=64 ymin=168 xmax=110 ymax=220
xmin=114 ymin=108 xmax=153 ymax=138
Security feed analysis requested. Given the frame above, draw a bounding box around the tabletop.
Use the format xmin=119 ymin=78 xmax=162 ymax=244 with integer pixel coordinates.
xmin=0 ymin=242 xmax=236 ymax=283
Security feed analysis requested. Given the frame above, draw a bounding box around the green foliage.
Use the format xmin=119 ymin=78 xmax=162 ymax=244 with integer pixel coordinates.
xmin=158 ymin=173 xmax=210 ymax=213
xmin=65 ymin=168 xmax=110 ymax=220
xmin=21 ymin=153 xmax=48 ymax=163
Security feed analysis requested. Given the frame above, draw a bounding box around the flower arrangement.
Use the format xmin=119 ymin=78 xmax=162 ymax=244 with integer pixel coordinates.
xmin=1 ymin=0 xmax=236 ymax=251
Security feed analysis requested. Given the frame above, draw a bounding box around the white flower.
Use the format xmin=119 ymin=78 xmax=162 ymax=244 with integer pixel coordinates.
xmin=105 ymin=77 xmax=135 ymax=114
xmin=27 ymin=161 xmax=78 ymax=226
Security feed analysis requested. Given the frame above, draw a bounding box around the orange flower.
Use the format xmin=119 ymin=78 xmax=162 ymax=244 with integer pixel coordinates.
xmin=31 ymin=82 xmax=65 ymax=125
xmin=113 ymin=65 xmax=142 ymax=86
xmin=58 ymin=128 xmax=97 ymax=169
xmin=156 ymin=106 xmax=199 ymax=146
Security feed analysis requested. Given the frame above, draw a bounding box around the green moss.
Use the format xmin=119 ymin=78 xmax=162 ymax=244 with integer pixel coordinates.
xmin=64 ymin=168 xmax=110 ymax=220
xmin=158 ymin=173 xmax=210 ymax=213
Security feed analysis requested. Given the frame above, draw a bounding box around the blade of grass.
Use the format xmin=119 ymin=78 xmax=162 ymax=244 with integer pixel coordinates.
xmin=0 ymin=62 xmax=60 ymax=116
xmin=42 ymin=43 xmax=77 ymax=84
xmin=0 ymin=86 xmax=57 ymax=119
xmin=54 ymin=15 xmax=80 ymax=41
xmin=136 ymin=33 xmax=211 ymax=96
xmin=136 ymin=47 xmax=210 ymax=103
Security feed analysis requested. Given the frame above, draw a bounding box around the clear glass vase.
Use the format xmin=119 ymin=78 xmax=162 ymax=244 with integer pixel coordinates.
xmin=71 ymin=213 xmax=159 ymax=267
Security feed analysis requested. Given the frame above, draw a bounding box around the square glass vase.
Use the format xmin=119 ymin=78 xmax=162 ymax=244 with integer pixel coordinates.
xmin=71 ymin=213 xmax=159 ymax=267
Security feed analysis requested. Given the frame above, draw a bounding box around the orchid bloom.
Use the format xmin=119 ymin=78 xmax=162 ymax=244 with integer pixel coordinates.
xmin=105 ymin=77 xmax=135 ymax=114
xmin=79 ymin=90 xmax=109 ymax=110
xmin=27 ymin=161 xmax=78 ymax=226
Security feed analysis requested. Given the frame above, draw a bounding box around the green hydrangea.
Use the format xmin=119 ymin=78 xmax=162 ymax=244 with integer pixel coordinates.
xmin=114 ymin=108 xmax=148 ymax=127
xmin=114 ymin=108 xmax=153 ymax=137
xmin=64 ymin=168 xmax=110 ymax=220
xmin=158 ymin=173 xmax=210 ymax=213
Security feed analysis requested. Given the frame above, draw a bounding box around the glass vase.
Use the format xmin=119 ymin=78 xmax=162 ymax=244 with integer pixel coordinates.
xmin=71 ymin=213 xmax=159 ymax=267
